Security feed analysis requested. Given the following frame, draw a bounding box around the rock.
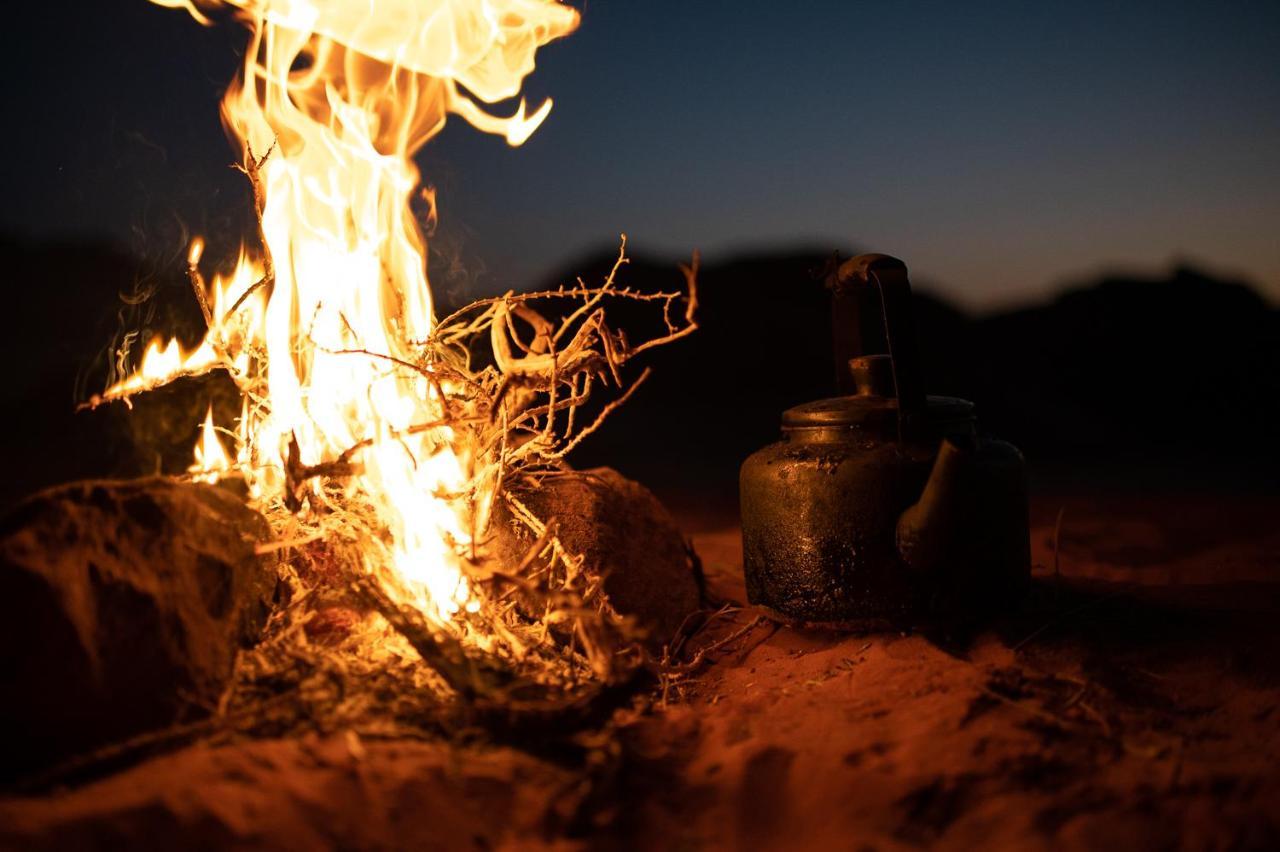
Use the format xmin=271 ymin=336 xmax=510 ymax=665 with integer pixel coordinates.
xmin=497 ymin=468 xmax=702 ymax=648
xmin=0 ymin=478 xmax=276 ymax=782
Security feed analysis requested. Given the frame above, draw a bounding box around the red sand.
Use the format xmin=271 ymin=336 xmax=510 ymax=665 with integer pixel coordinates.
xmin=4 ymin=492 xmax=1279 ymax=850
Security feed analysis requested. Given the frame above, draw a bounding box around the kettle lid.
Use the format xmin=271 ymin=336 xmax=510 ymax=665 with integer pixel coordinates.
xmin=783 ymin=354 xmax=974 ymax=433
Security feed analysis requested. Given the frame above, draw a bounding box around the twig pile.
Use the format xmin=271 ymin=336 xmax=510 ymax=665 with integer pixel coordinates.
xmin=90 ymin=150 xmax=700 ymax=720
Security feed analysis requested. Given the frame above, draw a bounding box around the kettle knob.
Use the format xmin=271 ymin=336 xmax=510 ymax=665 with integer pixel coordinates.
xmin=850 ymin=354 xmax=895 ymax=397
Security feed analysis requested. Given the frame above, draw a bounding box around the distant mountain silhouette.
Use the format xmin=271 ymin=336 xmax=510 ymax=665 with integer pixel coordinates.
xmin=4 ymin=235 xmax=1276 ymax=510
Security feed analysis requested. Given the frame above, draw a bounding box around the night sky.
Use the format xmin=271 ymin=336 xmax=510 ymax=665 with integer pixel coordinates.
xmin=5 ymin=1 xmax=1278 ymax=310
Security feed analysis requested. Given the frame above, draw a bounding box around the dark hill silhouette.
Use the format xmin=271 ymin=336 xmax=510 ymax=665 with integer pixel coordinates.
xmin=964 ymin=267 xmax=1277 ymax=462
xmin=3 ymin=236 xmax=138 ymax=509
xmin=526 ymin=248 xmax=1280 ymax=502
xmin=5 ymin=235 xmax=1276 ymax=510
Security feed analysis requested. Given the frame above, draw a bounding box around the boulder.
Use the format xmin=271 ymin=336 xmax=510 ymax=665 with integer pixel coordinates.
xmin=0 ymin=478 xmax=276 ymax=782
xmin=497 ymin=468 xmax=702 ymax=648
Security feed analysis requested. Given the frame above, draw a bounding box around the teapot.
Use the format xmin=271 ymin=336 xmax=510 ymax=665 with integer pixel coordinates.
xmin=739 ymin=254 xmax=1029 ymax=626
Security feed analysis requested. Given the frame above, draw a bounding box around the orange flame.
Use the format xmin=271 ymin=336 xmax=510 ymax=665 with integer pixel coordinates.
xmin=123 ymin=0 xmax=579 ymax=619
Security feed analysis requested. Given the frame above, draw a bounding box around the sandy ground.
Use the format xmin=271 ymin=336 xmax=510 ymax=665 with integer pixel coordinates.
xmin=3 ymin=491 xmax=1279 ymax=850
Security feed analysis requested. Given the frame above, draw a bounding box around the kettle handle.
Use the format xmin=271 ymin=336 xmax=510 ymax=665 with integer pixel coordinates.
xmin=830 ymin=253 xmax=926 ymax=425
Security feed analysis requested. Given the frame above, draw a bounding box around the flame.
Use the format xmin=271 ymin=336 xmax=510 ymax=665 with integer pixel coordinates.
xmin=190 ymin=405 xmax=233 ymax=482
xmin=122 ymin=0 xmax=579 ymax=619
xmin=106 ymin=336 xmax=219 ymax=398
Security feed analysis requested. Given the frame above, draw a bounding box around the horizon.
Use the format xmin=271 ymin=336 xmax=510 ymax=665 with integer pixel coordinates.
xmin=3 ymin=228 xmax=1269 ymax=318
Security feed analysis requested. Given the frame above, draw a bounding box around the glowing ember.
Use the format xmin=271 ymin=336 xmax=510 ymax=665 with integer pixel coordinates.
xmin=119 ymin=0 xmax=579 ymax=620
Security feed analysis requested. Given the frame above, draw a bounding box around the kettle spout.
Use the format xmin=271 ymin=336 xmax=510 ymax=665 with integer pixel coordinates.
xmin=896 ymin=436 xmax=977 ymax=575
xmin=896 ymin=435 xmax=1030 ymax=600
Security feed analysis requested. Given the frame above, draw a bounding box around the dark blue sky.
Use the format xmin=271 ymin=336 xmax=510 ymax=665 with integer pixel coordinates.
xmin=5 ymin=1 xmax=1278 ymax=309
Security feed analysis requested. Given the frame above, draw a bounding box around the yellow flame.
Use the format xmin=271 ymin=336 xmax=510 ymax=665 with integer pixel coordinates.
xmin=190 ymin=405 xmax=233 ymax=482
xmin=151 ymin=0 xmax=213 ymax=26
xmin=120 ymin=0 xmax=578 ymax=619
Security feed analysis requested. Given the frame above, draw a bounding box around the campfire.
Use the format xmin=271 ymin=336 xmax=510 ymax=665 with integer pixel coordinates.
xmin=6 ymin=3 xmax=1280 ymax=847
xmin=56 ymin=0 xmax=703 ymax=750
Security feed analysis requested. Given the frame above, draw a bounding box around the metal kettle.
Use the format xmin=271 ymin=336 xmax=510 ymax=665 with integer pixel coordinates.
xmin=739 ymin=254 xmax=1030 ymax=626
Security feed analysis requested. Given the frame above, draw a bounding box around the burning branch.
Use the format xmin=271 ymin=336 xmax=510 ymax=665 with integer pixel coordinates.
xmin=187 ymin=238 xmax=213 ymax=328
xmin=226 ymin=141 xmax=276 ymax=318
